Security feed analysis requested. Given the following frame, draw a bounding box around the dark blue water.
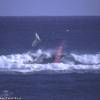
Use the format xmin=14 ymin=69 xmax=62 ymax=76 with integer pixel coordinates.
xmin=0 ymin=16 xmax=100 ymax=100
xmin=0 ymin=16 xmax=100 ymax=54
xmin=0 ymin=74 xmax=100 ymax=100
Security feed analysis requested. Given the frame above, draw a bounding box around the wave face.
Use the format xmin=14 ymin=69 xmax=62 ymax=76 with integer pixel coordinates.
xmin=0 ymin=49 xmax=100 ymax=74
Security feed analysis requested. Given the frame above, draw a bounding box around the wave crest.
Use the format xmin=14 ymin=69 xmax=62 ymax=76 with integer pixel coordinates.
xmin=0 ymin=49 xmax=100 ymax=74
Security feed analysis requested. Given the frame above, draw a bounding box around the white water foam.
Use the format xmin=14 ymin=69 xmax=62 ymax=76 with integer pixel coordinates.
xmin=0 ymin=49 xmax=100 ymax=74
xmin=71 ymin=53 xmax=100 ymax=64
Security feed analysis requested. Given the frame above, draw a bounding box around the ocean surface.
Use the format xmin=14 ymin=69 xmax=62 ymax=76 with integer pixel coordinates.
xmin=0 ymin=16 xmax=100 ymax=100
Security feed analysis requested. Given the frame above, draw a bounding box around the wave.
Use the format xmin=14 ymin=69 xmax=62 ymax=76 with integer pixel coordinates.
xmin=0 ymin=49 xmax=100 ymax=74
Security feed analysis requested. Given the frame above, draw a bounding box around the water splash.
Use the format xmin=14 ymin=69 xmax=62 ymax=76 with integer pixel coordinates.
xmin=0 ymin=49 xmax=100 ymax=74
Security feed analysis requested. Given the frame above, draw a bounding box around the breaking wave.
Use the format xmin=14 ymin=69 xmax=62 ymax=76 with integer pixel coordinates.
xmin=0 ymin=49 xmax=100 ymax=74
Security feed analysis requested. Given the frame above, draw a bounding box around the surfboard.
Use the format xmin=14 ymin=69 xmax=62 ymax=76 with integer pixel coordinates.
xmin=32 ymin=33 xmax=41 ymax=47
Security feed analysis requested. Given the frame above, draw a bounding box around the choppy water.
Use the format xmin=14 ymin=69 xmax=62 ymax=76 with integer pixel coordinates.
xmin=0 ymin=50 xmax=100 ymax=74
xmin=0 ymin=16 xmax=100 ymax=99
xmin=0 ymin=74 xmax=100 ymax=100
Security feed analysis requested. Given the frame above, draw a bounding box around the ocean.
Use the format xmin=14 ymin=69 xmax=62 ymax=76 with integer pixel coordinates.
xmin=0 ymin=16 xmax=100 ymax=100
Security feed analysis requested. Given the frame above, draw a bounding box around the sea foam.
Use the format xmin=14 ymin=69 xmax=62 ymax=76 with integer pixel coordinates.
xmin=0 ymin=49 xmax=100 ymax=74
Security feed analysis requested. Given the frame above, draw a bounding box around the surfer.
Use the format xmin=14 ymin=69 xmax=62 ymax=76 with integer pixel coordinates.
xmin=24 ymin=33 xmax=64 ymax=64
xmin=34 ymin=41 xmax=64 ymax=64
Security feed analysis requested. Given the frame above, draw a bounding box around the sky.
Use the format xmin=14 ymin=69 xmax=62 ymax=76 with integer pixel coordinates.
xmin=0 ymin=0 xmax=100 ymax=16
